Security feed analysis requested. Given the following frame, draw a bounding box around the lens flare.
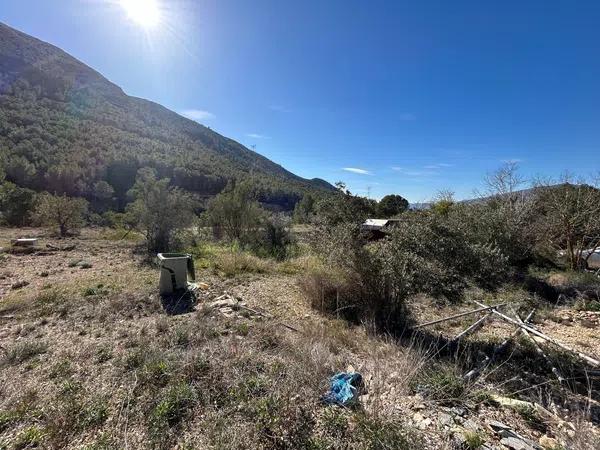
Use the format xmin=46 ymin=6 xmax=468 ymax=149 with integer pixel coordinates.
xmin=120 ymin=0 xmax=161 ymax=28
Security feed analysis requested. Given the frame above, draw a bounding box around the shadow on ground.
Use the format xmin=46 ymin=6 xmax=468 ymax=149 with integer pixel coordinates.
xmin=160 ymin=291 xmax=196 ymax=315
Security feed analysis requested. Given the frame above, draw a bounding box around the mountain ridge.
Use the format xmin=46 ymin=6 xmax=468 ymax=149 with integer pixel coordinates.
xmin=0 ymin=22 xmax=333 ymax=211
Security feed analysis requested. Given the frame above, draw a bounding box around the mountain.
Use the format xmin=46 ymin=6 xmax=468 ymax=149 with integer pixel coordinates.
xmin=0 ymin=22 xmax=333 ymax=211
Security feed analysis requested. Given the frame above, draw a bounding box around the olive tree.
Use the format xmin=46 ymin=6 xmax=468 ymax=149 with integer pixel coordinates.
xmin=126 ymin=168 xmax=195 ymax=253
xmin=36 ymin=193 xmax=88 ymax=236
xmin=204 ymin=180 xmax=264 ymax=242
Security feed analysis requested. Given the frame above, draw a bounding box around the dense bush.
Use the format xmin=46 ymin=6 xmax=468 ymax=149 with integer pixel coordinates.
xmin=313 ymin=183 xmax=377 ymax=226
xmin=377 ymin=194 xmax=409 ymax=217
xmin=303 ymin=213 xmax=509 ymax=331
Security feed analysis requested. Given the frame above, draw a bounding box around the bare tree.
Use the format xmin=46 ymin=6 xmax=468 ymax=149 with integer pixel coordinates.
xmin=484 ymin=161 xmax=526 ymax=198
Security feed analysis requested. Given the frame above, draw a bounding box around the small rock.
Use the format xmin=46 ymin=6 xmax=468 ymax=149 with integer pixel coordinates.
xmin=538 ymin=436 xmax=558 ymax=449
xmin=208 ymin=298 xmax=238 ymax=309
xmin=438 ymin=412 xmax=455 ymax=428
xmin=450 ymin=406 xmax=468 ymax=417
xmin=462 ymin=419 xmax=480 ymax=432
xmin=412 ymin=412 xmax=425 ymax=423
xmin=500 ymin=437 xmax=535 ymax=450
xmin=417 ymin=417 xmax=432 ymax=430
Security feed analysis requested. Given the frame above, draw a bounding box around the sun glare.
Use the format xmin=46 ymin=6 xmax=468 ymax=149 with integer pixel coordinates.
xmin=120 ymin=0 xmax=161 ymax=28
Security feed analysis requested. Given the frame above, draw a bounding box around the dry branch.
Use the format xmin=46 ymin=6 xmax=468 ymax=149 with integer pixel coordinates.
xmin=473 ymin=301 xmax=600 ymax=367
xmin=511 ymin=308 xmax=565 ymax=384
xmin=451 ymin=312 xmax=492 ymax=342
xmin=412 ymin=303 xmax=507 ymax=329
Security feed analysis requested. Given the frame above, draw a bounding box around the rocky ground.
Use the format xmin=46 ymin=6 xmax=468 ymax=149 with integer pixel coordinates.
xmin=1 ymin=228 xmax=599 ymax=449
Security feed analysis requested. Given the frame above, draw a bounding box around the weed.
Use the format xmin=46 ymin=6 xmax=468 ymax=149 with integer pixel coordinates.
xmin=140 ymin=359 xmax=172 ymax=388
xmin=213 ymin=250 xmax=273 ymax=277
xmin=13 ymin=425 xmax=45 ymax=449
xmin=123 ymin=346 xmax=150 ymax=370
xmin=82 ymin=283 xmax=109 ymax=297
xmin=321 ymin=407 xmax=349 ymax=439
xmin=574 ymin=298 xmax=600 ymax=312
xmin=412 ymin=365 xmax=466 ymax=405
xmin=514 ymin=405 xmax=547 ymax=432
xmin=355 ymin=414 xmax=416 ymax=450
xmin=3 ymin=340 xmax=48 ymax=365
xmin=149 ymin=383 xmax=196 ymax=433
xmin=95 ymin=346 xmax=113 ymax=363
xmin=48 ymin=359 xmax=73 ymax=379
xmin=463 ymin=430 xmax=486 ymax=449
xmin=82 ymin=433 xmax=116 ymax=450
xmin=78 ymin=398 xmax=109 ymax=429
xmin=173 ymin=326 xmax=190 ymax=348
xmin=68 ymin=259 xmax=82 ymax=267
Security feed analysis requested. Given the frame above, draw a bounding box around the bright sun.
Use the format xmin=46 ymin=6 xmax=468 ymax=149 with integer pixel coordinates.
xmin=120 ymin=0 xmax=161 ymax=28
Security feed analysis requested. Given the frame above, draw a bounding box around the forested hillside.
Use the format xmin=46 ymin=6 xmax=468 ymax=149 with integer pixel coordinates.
xmin=0 ymin=22 xmax=333 ymax=212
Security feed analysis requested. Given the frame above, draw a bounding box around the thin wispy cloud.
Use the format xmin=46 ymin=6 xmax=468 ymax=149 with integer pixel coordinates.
xmin=399 ymin=113 xmax=416 ymax=121
xmin=180 ymin=109 xmax=215 ymax=121
xmin=269 ymin=105 xmax=292 ymax=113
xmin=391 ymin=166 xmax=438 ymax=177
xmin=343 ymin=167 xmax=372 ymax=175
xmin=246 ymin=133 xmax=270 ymax=139
xmin=423 ymin=163 xmax=454 ymax=169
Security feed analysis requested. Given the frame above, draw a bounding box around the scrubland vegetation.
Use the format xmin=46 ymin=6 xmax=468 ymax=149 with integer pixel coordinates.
xmin=1 ymin=163 xmax=600 ymax=450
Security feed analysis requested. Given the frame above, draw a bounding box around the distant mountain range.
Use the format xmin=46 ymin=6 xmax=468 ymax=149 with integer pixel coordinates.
xmin=0 ymin=22 xmax=333 ymax=211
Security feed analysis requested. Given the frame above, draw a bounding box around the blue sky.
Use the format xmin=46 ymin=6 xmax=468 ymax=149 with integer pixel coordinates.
xmin=2 ymin=0 xmax=599 ymax=201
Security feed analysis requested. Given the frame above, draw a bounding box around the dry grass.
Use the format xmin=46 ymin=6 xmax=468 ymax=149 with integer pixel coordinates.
xmin=1 ymin=227 xmax=598 ymax=449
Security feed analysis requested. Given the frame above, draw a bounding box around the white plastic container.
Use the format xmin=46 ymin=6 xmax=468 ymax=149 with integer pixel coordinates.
xmin=157 ymin=253 xmax=195 ymax=295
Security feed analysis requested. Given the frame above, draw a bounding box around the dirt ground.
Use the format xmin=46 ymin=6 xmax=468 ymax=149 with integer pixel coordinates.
xmin=1 ymin=228 xmax=599 ymax=449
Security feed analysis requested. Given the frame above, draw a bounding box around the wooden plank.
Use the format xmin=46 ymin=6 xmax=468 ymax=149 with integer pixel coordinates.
xmin=412 ymin=303 xmax=507 ymax=329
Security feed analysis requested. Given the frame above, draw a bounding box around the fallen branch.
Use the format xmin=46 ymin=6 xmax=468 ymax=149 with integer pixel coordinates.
xmin=464 ymin=309 xmax=533 ymax=381
xmin=473 ymin=301 xmax=600 ymax=367
xmin=511 ymin=308 xmax=565 ymax=385
xmin=412 ymin=303 xmax=507 ymax=329
xmin=451 ymin=312 xmax=492 ymax=342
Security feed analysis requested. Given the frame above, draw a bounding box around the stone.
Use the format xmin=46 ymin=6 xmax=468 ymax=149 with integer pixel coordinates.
xmin=438 ymin=412 xmax=455 ymax=428
xmin=500 ymin=437 xmax=535 ymax=450
xmin=208 ymin=298 xmax=237 ymax=309
xmin=462 ymin=419 xmax=480 ymax=432
xmin=538 ymin=436 xmax=559 ymax=449
xmin=450 ymin=406 xmax=468 ymax=417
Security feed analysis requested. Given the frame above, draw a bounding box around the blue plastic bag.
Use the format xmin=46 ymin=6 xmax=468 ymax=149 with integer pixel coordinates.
xmin=321 ymin=372 xmax=363 ymax=406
